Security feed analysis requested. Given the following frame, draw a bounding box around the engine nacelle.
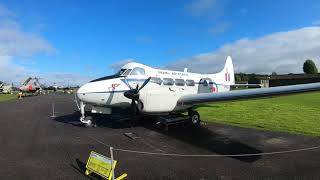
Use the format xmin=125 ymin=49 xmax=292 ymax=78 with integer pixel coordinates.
xmin=138 ymin=85 xmax=190 ymax=114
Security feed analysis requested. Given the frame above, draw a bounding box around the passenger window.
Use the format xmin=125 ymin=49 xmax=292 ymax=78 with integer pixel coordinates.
xmin=175 ymin=79 xmax=185 ymax=86
xmin=185 ymin=79 xmax=195 ymax=86
xmin=123 ymin=69 xmax=132 ymax=76
xmin=150 ymin=77 xmax=162 ymax=85
xmin=130 ymin=67 xmax=145 ymax=75
xmin=163 ymin=78 xmax=174 ymax=86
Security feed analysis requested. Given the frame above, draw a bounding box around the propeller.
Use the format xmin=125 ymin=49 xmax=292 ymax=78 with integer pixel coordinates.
xmin=124 ymin=77 xmax=151 ymax=116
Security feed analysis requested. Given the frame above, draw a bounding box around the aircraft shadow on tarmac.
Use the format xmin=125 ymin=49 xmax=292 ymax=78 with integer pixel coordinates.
xmin=54 ymin=111 xmax=262 ymax=163
xmin=70 ymin=158 xmax=101 ymax=180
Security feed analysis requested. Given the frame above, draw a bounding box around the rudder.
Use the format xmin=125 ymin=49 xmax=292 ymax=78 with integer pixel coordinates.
xmin=221 ymin=56 xmax=235 ymax=85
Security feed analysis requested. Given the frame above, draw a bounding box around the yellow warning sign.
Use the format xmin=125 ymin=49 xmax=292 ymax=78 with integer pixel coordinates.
xmin=86 ymin=151 xmax=117 ymax=179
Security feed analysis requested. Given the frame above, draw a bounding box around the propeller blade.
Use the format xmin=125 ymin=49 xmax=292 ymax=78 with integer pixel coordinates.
xmin=124 ymin=77 xmax=151 ymax=101
xmin=138 ymin=77 xmax=151 ymax=91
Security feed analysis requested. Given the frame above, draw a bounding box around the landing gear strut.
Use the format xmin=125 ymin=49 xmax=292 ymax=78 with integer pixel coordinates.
xmin=79 ymin=101 xmax=93 ymax=127
xmin=188 ymin=109 xmax=200 ymax=126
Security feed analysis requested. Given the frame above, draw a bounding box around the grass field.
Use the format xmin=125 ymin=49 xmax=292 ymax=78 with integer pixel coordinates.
xmin=196 ymin=92 xmax=320 ymax=137
xmin=0 ymin=94 xmax=17 ymax=102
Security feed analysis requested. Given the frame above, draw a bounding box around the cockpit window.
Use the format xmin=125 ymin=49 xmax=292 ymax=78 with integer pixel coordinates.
xmin=90 ymin=68 xmax=127 ymax=82
xmin=89 ymin=67 xmax=144 ymax=83
xmin=117 ymin=69 xmax=127 ymax=76
xmin=130 ymin=67 xmax=145 ymax=75
xmin=122 ymin=69 xmax=132 ymax=76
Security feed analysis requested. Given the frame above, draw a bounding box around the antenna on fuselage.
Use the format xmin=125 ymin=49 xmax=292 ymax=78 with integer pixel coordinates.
xmin=184 ymin=68 xmax=188 ymax=72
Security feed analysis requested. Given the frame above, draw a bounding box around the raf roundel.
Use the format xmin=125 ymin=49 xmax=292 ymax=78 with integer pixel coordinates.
xmin=212 ymin=83 xmax=218 ymax=93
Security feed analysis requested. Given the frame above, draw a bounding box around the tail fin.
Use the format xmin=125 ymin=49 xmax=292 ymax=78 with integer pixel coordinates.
xmin=22 ymin=77 xmax=32 ymax=85
xmin=210 ymin=56 xmax=235 ymax=85
xmin=222 ymin=56 xmax=234 ymax=85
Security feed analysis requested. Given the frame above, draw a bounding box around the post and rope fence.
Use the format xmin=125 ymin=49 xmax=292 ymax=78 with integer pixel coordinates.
xmin=110 ymin=147 xmax=115 ymax=180
xmin=83 ymin=134 xmax=320 ymax=179
xmin=50 ymin=103 xmax=56 ymax=118
xmin=87 ymin=135 xmax=320 ymax=157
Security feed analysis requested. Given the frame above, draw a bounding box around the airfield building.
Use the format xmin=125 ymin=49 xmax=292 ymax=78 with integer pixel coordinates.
xmin=257 ymin=73 xmax=320 ymax=87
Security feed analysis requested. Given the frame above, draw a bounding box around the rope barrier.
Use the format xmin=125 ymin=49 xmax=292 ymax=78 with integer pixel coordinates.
xmin=87 ymin=135 xmax=320 ymax=157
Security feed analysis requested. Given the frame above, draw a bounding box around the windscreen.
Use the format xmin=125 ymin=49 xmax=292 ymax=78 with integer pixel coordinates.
xmin=90 ymin=68 xmax=128 ymax=82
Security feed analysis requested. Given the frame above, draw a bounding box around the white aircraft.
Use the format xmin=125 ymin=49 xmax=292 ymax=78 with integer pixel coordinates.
xmin=0 ymin=82 xmax=13 ymax=94
xmin=77 ymin=56 xmax=320 ymax=126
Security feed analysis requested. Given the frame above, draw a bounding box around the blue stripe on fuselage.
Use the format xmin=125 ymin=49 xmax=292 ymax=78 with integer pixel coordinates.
xmin=78 ymin=90 xmax=127 ymax=94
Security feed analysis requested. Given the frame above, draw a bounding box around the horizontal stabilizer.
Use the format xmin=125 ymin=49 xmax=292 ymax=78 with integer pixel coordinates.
xmin=231 ymin=84 xmax=262 ymax=88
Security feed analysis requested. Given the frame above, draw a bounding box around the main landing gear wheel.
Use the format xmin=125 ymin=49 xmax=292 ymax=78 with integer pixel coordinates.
xmin=189 ymin=110 xmax=200 ymax=126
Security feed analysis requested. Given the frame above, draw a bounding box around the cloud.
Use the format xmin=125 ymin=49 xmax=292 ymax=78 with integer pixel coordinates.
xmin=208 ymin=21 xmax=231 ymax=35
xmin=167 ymin=26 xmax=320 ymax=74
xmin=184 ymin=0 xmax=227 ymax=19
xmin=0 ymin=28 xmax=56 ymax=57
xmin=109 ymin=59 xmax=135 ymax=70
xmin=0 ymin=55 xmax=32 ymax=84
xmin=0 ymin=4 xmax=15 ymax=17
xmin=41 ymin=72 xmax=93 ymax=87
xmin=312 ymin=20 xmax=320 ymax=26
xmin=0 ymin=4 xmax=96 ymax=87
xmin=0 ymin=4 xmax=57 ymax=85
xmin=0 ymin=18 xmax=20 ymax=29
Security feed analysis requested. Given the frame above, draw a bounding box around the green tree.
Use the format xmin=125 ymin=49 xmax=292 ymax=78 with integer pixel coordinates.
xmin=303 ymin=59 xmax=318 ymax=74
xmin=271 ymin=71 xmax=277 ymax=75
xmin=235 ymin=74 xmax=241 ymax=82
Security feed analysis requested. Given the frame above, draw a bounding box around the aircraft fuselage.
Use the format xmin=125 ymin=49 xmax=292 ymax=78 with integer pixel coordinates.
xmin=77 ymin=59 xmax=234 ymax=114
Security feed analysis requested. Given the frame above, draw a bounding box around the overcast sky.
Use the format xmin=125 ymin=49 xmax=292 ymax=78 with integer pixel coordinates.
xmin=1 ymin=0 xmax=320 ymax=86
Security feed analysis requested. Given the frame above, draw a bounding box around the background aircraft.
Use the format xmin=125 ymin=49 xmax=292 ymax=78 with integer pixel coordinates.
xmin=19 ymin=77 xmax=43 ymax=93
xmin=0 ymin=82 xmax=13 ymax=94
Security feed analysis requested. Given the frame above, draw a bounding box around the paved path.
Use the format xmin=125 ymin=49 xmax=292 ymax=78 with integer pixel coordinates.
xmin=0 ymin=94 xmax=320 ymax=179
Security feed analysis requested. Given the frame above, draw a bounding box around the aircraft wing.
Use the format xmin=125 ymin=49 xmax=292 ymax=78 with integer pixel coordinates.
xmin=177 ymin=82 xmax=320 ymax=105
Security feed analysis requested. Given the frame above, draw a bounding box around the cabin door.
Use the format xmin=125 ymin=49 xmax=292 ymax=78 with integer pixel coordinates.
xmin=198 ymin=78 xmax=213 ymax=93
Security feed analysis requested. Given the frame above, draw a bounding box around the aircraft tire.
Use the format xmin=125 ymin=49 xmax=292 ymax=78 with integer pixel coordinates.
xmin=84 ymin=116 xmax=93 ymax=127
xmin=189 ymin=111 xmax=200 ymax=126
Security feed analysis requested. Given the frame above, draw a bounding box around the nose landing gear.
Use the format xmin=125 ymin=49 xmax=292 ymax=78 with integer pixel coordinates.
xmin=79 ymin=101 xmax=93 ymax=127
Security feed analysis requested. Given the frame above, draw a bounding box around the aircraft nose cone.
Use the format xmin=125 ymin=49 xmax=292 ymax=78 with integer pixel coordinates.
xmin=77 ymin=86 xmax=86 ymax=101
xmin=77 ymin=83 xmax=93 ymax=102
xmin=77 ymin=83 xmax=90 ymax=94
xmin=77 ymin=85 xmax=84 ymax=94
